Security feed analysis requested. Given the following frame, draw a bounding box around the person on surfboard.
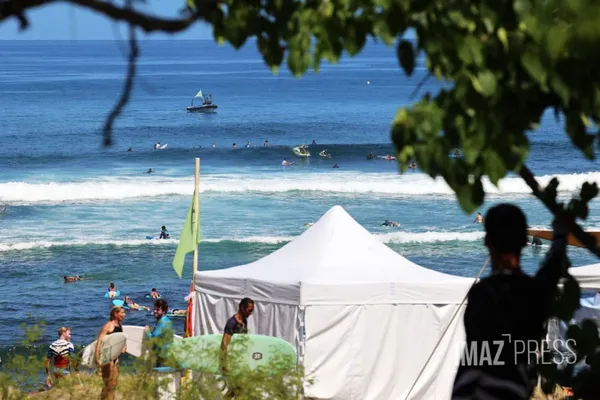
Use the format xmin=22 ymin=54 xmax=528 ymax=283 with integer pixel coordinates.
xmin=45 ymin=326 xmax=76 ymax=388
xmin=159 ymin=226 xmax=169 ymax=239
xmin=281 ymin=158 xmax=294 ymax=166
xmin=124 ymin=296 xmax=150 ymax=311
xmin=107 ymin=282 xmax=118 ymax=299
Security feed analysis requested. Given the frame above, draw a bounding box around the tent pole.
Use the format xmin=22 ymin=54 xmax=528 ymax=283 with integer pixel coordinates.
xmin=192 ymin=157 xmax=200 ymax=284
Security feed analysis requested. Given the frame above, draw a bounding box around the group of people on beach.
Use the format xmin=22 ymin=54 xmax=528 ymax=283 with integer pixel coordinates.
xmin=44 ymin=295 xmax=256 ymax=399
xmin=44 ymin=298 xmax=171 ymax=399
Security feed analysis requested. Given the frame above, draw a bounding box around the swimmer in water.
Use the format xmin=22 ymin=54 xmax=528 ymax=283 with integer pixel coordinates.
xmin=333 ymin=164 xmax=340 ymax=168
xmin=531 ymin=237 xmax=542 ymax=246
xmin=381 ymin=220 xmax=400 ymax=227
xmin=145 ymin=168 xmax=153 ymax=174
xmin=367 ymin=152 xmax=374 ymax=160
xmin=64 ymin=275 xmax=82 ymax=283
xmin=282 ymin=158 xmax=293 ymax=166
xmin=473 ymin=212 xmax=484 ymax=224
xmin=124 ymin=296 xmax=150 ymax=311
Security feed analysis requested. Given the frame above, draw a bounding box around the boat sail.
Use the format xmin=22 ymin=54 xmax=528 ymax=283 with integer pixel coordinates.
xmin=186 ymin=89 xmax=218 ymax=113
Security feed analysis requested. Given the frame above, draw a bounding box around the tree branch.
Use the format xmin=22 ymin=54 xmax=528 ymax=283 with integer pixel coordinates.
xmin=0 ymin=0 xmax=201 ymax=33
xmin=519 ymin=164 xmax=600 ymax=258
xmin=103 ymin=14 xmax=138 ymax=146
xmin=409 ymin=72 xmax=432 ymax=100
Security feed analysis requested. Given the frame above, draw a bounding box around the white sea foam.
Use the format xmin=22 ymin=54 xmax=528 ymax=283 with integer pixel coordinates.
xmin=1 ymin=172 xmax=598 ymax=204
xmin=0 ymin=231 xmax=485 ymax=252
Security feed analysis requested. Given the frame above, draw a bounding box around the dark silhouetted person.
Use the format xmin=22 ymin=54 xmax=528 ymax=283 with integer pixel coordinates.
xmin=452 ymin=204 xmax=567 ymax=400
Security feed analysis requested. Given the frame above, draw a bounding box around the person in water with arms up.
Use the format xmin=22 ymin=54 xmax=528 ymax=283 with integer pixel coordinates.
xmin=451 ymin=204 xmax=568 ymax=400
xmin=45 ymin=326 xmax=76 ymax=388
xmin=96 ymin=306 xmax=126 ymax=400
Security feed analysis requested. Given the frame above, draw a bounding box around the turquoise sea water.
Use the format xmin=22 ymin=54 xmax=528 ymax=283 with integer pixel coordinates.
xmin=1 ymin=40 xmax=599 ymax=352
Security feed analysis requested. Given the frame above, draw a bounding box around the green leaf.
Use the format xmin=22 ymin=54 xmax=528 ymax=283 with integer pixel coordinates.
xmin=482 ymin=150 xmax=506 ymax=185
xmin=455 ymin=178 xmax=485 ymax=213
xmin=521 ymin=50 xmax=547 ymax=87
xmin=497 ymin=27 xmax=508 ymax=50
xmin=397 ymin=40 xmax=415 ymax=76
xmin=549 ymin=76 xmax=570 ymax=105
xmin=546 ymin=25 xmax=569 ymax=61
xmin=471 ymin=70 xmax=497 ymax=97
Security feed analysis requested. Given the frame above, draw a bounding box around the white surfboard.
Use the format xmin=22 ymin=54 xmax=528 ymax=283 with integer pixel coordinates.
xmin=123 ymin=325 xmax=182 ymax=358
xmin=159 ymin=143 xmax=168 ymax=149
xmin=80 ymin=332 xmax=127 ymax=367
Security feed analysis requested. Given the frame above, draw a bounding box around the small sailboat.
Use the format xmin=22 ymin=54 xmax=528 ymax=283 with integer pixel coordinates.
xmin=186 ymin=89 xmax=218 ymax=113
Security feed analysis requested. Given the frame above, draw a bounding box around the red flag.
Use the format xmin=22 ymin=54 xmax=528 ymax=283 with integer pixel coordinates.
xmin=184 ymin=281 xmax=194 ymax=338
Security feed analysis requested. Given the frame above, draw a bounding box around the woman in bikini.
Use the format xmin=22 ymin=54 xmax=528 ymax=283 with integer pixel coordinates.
xmin=95 ymin=306 xmax=126 ymax=400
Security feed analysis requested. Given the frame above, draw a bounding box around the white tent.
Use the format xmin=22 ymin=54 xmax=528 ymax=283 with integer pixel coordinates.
xmin=193 ymin=205 xmax=474 ymax=399
xmin=569 ymin=263 xmax=600 ymax=290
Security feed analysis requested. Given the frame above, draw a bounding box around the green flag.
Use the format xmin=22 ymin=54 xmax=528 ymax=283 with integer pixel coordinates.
xmin=172 ymin=191 xmax=200 ymax=278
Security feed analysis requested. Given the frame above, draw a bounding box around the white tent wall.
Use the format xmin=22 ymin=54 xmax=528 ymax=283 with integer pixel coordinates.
xmin=193 ymin=289 xmax=302 ymax=353
xmin=569 ymin=263 xmax=600 ymax=289
xmin=302 ymin=304 xmax=466 ymax=400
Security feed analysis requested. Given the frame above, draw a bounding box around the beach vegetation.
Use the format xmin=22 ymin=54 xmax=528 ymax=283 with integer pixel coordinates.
xmin=0 ymin=322 xmax=308 ymax=399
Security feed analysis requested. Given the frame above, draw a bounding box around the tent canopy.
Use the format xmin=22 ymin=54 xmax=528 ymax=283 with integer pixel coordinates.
xmin=570 ymin=263 xmax=600 ymax=290
xmin=195 ymin=205 xmax=473 ymax=305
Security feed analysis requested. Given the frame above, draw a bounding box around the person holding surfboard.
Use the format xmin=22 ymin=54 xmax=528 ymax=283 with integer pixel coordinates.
xmin=451 ymin=204 xmax=568 ymax=400
xmin=45 ymin=327 xmax=76 ymax=388
xmin=96 ymin=306 xmax=126 ymax=400
xmin=221 ymin=297 xmax=255 ymax=398
xmin=144 ymin=299 xmax=173 ymax=367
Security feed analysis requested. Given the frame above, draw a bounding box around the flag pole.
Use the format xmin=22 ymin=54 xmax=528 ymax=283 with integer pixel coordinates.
xmin=192 ymin=157 xmax=200 ymax=284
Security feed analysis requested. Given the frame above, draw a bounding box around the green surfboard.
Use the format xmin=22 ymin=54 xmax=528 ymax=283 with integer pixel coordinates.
xmin=168 ymin=334 xmax=297 ymax=374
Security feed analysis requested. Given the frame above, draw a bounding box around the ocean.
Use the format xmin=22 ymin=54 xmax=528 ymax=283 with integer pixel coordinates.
xmin=0 ymin=39 xmax=599 ymax=353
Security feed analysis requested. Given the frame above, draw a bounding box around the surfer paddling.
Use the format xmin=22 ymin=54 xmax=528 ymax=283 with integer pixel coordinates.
xmin=96 ymin=306 xmax=126 ymax=400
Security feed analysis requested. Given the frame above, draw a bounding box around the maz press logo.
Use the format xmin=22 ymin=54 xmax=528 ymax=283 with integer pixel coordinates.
xmin=252 ymin=352 xmax=263 ymax=360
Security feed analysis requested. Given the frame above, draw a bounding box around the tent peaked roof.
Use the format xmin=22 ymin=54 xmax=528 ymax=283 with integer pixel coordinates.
xmin=198 ymin=205 xmax=468 ymax=284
